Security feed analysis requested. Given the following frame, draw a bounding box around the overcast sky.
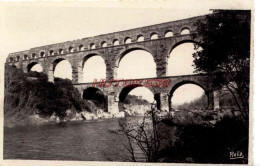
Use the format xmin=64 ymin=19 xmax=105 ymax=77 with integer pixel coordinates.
xmin=0 ymin=1 xmax=252 ymax=105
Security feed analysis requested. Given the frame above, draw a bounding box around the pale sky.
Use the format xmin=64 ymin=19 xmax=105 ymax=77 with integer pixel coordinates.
xmin=0 ymin=1 xmax=252 ymax=105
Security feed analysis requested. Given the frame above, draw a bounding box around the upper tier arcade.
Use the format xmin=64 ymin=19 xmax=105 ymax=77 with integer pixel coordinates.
xmin=6 ymin=15 xmax=206 ymax=83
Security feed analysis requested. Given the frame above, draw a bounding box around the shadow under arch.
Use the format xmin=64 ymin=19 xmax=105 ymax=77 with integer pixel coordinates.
xmin=118 ymin=84 xmax=154 ymax=112
xmin=169 ymin=80 xmax=209 ymax=110
xmin=83 ymin=87 xmax=107 ymax=112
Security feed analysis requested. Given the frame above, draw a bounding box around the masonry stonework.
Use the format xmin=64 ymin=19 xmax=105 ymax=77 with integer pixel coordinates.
xmin=6 ymin=14 xmax=222 ymax=113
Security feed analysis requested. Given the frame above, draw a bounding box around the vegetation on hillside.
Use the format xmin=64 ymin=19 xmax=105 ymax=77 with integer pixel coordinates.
xmin=118 ymin=105 xmax=248 ymax=163
xmin=4 ymin=65 xmax=90 ymax=126
xmin=192 ymin=10 xmax=250 ymax=121
xmin=159 ymin=115 xmax=248 ymax=164
xmin=124 ymin=95 xmax=150 ymax=105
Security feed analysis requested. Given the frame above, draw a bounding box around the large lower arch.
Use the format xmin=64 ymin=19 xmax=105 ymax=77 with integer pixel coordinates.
xmin=167 ymin=40 xmax=202 ymax=76
xmin=82 ymin=54 xmax=106 ymax=83
xmin=83 ymin=87 xmax=107 ymax=112
xmin=116 ymin=47 xmax=156 ymax=79
xmin=169 ymin=81 xmax=209 ymax=111
xmin=27 ymin=62 xmax=43 ymax=72
xmin=118 ymin=85 xmax=155 ymax=113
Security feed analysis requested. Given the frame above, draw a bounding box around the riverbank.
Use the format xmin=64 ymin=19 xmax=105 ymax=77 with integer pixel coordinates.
xmin=4 ymin=110 xmax=126 ymax=128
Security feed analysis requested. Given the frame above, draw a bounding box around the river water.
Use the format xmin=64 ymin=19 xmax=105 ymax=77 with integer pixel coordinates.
xmin=4 ymin=118 xmax=132 ymax=161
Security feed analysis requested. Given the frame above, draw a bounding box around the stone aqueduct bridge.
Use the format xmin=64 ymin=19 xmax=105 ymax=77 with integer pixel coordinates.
xmin=6 ymin=14 xmax=221 ymax=113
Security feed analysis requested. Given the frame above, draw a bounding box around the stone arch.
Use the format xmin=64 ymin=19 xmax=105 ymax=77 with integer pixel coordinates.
xmin=49 ymin=50 xmax=55 ymax=56
xmin=167 ymin=40 xmax=202 ymax=76
xmin=119 ymin=85 xmax=155 ymax=102
xmin=27 ymin=61 xmax=43 ymax=72
xmin=117 ymin=46 xmax=157 ymax=78
xmin=90 ymin=43 xmax=96 ymax=49
xmin=32 ymin=53 xmax=37 ymax=59
xmin=52 ymin=57 xmax=72 ymax=72
xmin=79 ymin=44 xmax=85 ymax=51
xmin=69 ymin=46 xmax=75 ymax=53
xmin=59 ymin=48 xmax=64 ymax=54
xmin=83 ymin=87 xmax=107 ymax=112
xmin=40 ymin=51 xmax=45 ymax=58
xmin=180 ymin=27 xmax=191 ymax=35
xmin=168 ymin=39 xmax=201 ymax=57
xmin=81 ymin=53 xmax=106 ymax=83
xmin=169 ymin=80 xmax=210 ymax=109
xmin=124 ymin=37 xmax=132 ymax=44
xmin=118 ymin=84 xmax=155 ymax=112
xmin=115 ymin=46 xmax=155 ymax=68
xmin=101 ymin=41 xmax=108 ymax=47
xmin=137 ymin=34 xmax=144 ymax=42
xmin=150 ymin=32 xmax=159 ymax=40
xmin=47 ymin=57 xmax=73 ymax=82
xmin=81 ymin=53 xmax=106 ymax=70
xmin=165 ymin=30 xmax=174 ymax=37
xmin=24 ymin=54 xmax=28 ymax=60
xmin=113 ymin=39 xmax=119 ymax=46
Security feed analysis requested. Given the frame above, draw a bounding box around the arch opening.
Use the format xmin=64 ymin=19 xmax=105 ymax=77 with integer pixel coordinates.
xmin=119 ymin=86 xmax=154 ymax=115
xmin=169 ymin=82 xmax=208 ymax=111
xmin=181 ymin=28 xmax=190 ymax=35
xmin=32 ymin=53 xmax=37 ymax=59
xmin=40 ymin=52 xmax=45 ymax=58
xmin=83 ymin=87 xmax=107 ymax=112
xmin=101 ymin=41 xmax=107 ymax=47
xmin=90 ymin=43 xmax=96 ymax=50
xmin=59 ymin=49 xmax=64 ymax=54
xmin=150 ymin=33 xmax=158 ymax=40
xmin=79 ymin=45 xmax=85 ymax=51
xmin=165 ymin=30 xmax=174 ymax=37
xmin=124 ymin=37 xmax=132 ymax=44
xmin=82 ymin=55 xmax=106 ymax=83
xmin=24 ymin=54 xmax=28 ymax=60
xmin=113 ymin=39 xmax=119 ymax=46
xmin=16 ymin=56 xmax=20 ymax=61
xmin=137 ymin=35 xmax=144 ymax=42
xmin=53 ymin=59 xmax=72 ymax=80
xmin=50 ymin=50 xmax=55 ymax=56
xmin=69 ymin=46 xmax=75 ymax=53
xmin=167 ymin=41 xmax=202 ymax=76
xmin=28 ymin=62 xmax=43 ymax=73
xmin=117 ymin=49 xmax=156 ymax=79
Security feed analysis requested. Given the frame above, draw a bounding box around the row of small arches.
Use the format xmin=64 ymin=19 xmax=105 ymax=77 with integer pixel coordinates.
xmin=8 ymin=28 xmax=191 ymax=62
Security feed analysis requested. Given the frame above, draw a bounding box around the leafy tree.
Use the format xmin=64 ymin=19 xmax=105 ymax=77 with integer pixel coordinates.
xmin=192 ymin=10 xmax=251 ymax=121
xmin=4 ymin=65 xmax=90 ymax=126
